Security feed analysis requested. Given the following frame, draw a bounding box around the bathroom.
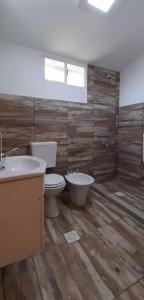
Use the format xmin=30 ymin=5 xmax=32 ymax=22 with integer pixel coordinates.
xmin=0 ymin=0 xmax=144 ymax=299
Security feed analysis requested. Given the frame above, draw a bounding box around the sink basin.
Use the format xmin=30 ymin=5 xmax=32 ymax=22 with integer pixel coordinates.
xmin=0 ymin=156 xmax=46 ymax=182
xmin=5 ymin=157 xmax=40 ymax=173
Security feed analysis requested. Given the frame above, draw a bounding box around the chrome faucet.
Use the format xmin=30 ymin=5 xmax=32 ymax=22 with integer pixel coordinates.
xmin=2 ymin=148 xmax=19 ymax=158
xmin=0 ymin=130 xmax=19 ymax=169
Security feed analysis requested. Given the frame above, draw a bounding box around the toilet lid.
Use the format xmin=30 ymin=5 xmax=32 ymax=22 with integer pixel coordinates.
xmin=45 ymin=173 xmax=65 ymax=187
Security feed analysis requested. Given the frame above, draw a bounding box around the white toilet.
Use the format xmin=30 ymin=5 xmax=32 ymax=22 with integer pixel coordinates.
xmin=31 ymin=141 xmax=66 ymax=218
xmin=65 ymin=172 xmax=94 ymax=207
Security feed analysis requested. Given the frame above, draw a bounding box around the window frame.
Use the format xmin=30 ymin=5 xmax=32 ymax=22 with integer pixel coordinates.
xmin=44 ymin=56 xmax=87 ymax=88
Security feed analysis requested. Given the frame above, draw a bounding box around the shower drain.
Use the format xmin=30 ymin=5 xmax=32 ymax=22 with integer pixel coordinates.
xmin=64 ymin=230 xmax=80 ymax=244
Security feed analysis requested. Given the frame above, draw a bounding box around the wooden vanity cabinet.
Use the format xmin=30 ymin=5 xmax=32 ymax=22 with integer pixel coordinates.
xmin=0 ymin=175 xmax=44 ymax=268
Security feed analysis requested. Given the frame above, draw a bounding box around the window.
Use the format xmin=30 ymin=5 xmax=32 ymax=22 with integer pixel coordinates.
xmin=67 ymin=64 xmax=85 ymax=87
xmin=45 ymin=58 xmax=85 ymax=88
xmin=44 ymin=56 xmax=87 ymax=103
xmin=45 ymin=58 xmax=65 ymax=82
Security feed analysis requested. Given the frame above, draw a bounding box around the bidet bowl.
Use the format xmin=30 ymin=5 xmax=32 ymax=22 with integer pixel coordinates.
xmin=65 ymin=172 xmax=94 ymax=186
xmin=65 ymin=172 xmax=94 ymax=207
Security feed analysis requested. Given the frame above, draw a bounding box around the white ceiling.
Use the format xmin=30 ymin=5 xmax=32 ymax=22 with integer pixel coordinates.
xmin=0 ymin=0 xmax=144 ymax=70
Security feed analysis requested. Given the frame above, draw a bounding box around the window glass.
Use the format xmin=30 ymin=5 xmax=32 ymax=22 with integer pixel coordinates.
xmin=67 ymin=64 xmax=85 ymax=87
xmin=45 ymin=58 xmax=65 ymax=83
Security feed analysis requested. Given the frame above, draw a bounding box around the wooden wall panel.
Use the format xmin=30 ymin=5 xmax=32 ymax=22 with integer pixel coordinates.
xmin=67 ymin=100 xmax=94 ymax=174
xmin=35 ymin=118 xmax=68 ymax=140
xmin=118 ymin=104 xmax=143 ymax=184
xmin=35 ymin=98 xmax=68 ymax=173
xmin=0 ymin=117 xmax=34 ymax=140
xmin=68 ymin=102 xmax=94 ymax=122
xmin=88 ymin=65 xmax=119 ymax=180
xmin=68 ymin=160 xmax=94 ymax=176
xmin=35 ymin=98 xmax=68 ymax=119
xmin=0 ymin=65 xmax=119 ymax=181
xmin=0 ymin=94 xmax=34 ymax=117
xmin=0 ymin=94 xmax=34 ymax=156
xmin=2 ymin=140 xmax=32 ymax=156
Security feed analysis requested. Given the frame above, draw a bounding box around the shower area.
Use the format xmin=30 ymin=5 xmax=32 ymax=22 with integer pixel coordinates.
xmin=93 ymin=102 xmax=144 ymax=225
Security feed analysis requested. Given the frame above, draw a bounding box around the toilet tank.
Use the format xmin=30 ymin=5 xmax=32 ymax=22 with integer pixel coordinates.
xmin=31 ymin=141 xmax=57 ymax=168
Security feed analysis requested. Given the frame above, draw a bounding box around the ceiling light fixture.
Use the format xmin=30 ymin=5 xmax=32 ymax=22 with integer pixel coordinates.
xmin=87 ymin=0 xmax=116 ymax=12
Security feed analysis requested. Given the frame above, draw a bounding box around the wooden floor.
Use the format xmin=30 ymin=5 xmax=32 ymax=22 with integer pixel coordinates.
xmin=96 ymin=179 xmax=144 ymax=213
xmin=93 ymin=179 xmax=144 ymax=224
xmin=0 ymin=179 xmax=144 ymax=300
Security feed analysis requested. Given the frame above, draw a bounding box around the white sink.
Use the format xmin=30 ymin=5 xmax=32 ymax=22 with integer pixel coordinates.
xmin=0 ymin=156 xmax=46 ymax=182
xmin=5 ymin=157 xmax=40 ymax=173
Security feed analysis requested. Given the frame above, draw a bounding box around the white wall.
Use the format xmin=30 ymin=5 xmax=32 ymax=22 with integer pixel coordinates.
xmin=0 ymin=41 xmax=87 ymax=103
xmin=120 ymin=52 xmax=144 ymax=106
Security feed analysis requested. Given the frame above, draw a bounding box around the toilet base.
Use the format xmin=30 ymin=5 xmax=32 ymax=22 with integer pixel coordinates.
xmin=45 ymin=196 xmax=59 ymax=218
xmin=44 ymin=183 xmax=66 ymax=218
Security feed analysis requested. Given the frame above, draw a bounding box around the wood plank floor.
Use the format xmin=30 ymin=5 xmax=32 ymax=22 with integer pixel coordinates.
xmin=99 ymin=179 xmax=144 ymax=212
xmin=92 ymin=179 xmax=144 ymax=224
xmin=0 ymin=179 xmax=144 ymax=300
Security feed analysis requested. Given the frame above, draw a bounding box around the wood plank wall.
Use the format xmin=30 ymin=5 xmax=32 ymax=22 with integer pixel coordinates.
xmin=119 ymin=103 xmax=144 ymax=185
xmin=0 ymin=65 xmax=119 ymax=181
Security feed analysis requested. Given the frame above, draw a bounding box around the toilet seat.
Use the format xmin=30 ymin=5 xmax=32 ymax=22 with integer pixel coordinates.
xmin=45 ymin=173 xmax=65 ymax=188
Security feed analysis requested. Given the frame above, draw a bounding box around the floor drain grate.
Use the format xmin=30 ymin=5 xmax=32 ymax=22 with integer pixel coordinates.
xmin=64 ymin=230 xmax=80 ymax=244
xmin=114 ymin=192 xmax=125 ymax=197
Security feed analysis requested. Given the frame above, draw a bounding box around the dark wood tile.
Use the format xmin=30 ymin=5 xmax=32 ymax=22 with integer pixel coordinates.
xmin=0 ymin=63 xmax=119 ymax=178
xmin=68 ymin=143 xmax=94 ymax=162
xmin=35 ymin=117 xmax=68 ymax=140
xmin=35 ymin=98 xmax=68 ymax=118
xmin=0 ymin=179 xmax=144 ymax=299
xmin=0 ymin=117 xmax=34 ymax=140
xmin=119 ymin=103 xmax=144 ymax=183
xmin=117 ymin=281 xmax=144 ymax=300
xmin=0 ymin=94 xmax=34 ymax=117
xmin=2 ymin=140 xmax=32 ymax=155
xmin=68 ymin=103 xmax=94 ymax=122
